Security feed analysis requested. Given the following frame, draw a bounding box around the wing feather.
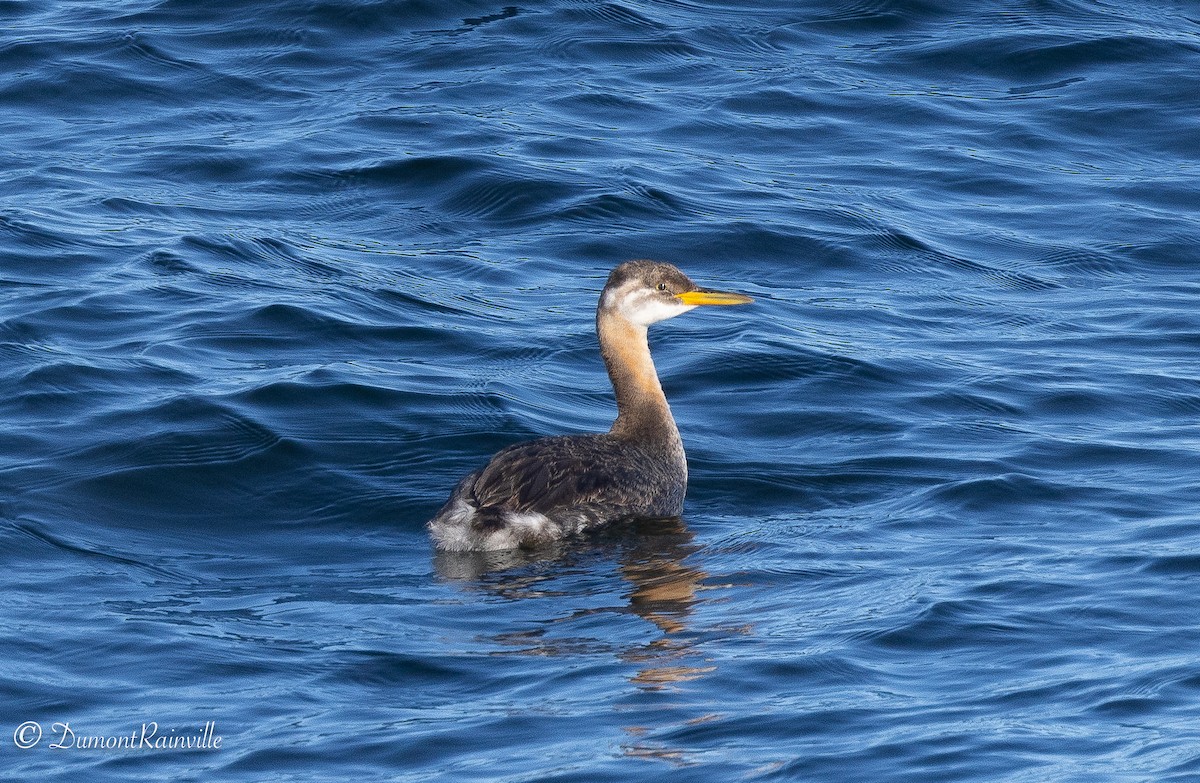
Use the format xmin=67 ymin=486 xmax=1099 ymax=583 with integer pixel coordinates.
xmin=469 ymin=434 xmax=642 ymax=515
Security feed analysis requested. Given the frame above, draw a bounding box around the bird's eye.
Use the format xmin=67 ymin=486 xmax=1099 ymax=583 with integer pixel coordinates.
xmin=657 ymin=283 xmax=668 ymax=292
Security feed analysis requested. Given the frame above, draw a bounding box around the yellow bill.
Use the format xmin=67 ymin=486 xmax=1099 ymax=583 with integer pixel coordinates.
xmin=676 ymin=289 xmax=754 ymax=306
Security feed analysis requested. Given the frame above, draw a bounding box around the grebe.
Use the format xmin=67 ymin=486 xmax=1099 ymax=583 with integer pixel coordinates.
xmin=428 ymin=260 xmax=752 ymax=551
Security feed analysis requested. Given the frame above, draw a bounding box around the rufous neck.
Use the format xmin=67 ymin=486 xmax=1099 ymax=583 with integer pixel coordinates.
xmin=597 ymin=310 xmax=679 ymax=442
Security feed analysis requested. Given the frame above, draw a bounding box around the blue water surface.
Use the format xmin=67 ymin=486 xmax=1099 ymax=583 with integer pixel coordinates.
xmin=3 ymin=0 xmax=1200 ymax=780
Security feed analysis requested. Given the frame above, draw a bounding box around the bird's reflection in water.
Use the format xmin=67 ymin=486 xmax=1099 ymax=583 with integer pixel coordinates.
xmin=431 ymin=516 xmax=721 ymax=688
xmin=432 ymin=516 xmax=749 ymax=767
xmin=613 ymin=517 xmax=716 ymax=689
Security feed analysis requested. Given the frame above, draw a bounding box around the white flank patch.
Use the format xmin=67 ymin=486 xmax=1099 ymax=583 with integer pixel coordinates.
xmin=500 ymin=512 xmax=560 ymax=548
xmin=427 ymin=500 xmax=477 ymax=551
xmin=429 ymin=504 xmax=561 ymax=551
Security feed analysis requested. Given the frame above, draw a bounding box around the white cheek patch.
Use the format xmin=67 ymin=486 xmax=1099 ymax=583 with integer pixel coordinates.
xmin=600 ymin=287 xmax=621 ymax=312
xmin=612 ymin=286 xmax=694 ymax=326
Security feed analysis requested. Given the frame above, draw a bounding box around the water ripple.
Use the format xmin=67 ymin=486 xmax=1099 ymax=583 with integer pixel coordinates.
xmin=5 ymin=1 xmax=1200 ymax=781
